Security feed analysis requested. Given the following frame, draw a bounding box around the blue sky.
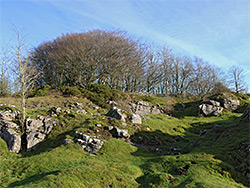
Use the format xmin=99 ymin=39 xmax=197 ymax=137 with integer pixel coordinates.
xmin=1 ymin=0 xmax=250 ymax=89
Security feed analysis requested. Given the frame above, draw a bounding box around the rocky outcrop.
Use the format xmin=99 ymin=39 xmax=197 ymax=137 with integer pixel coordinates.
xmin=108 ymin=126 xmax=130 ymax=139
xmin=0 ymin=128 xmax=21 ymax=153
xmin=198 ymin=100 xmax=224 ymax=116
xmin=130 ymin=113 xmax=142 ymax=124
xmin=0 ymin=110 xmax=21 ymax=153
xmin=75 ymin=131 xmax=103 ymax=153
xmin=220 ymin=97 xmax=240 ymax=111
xmin=26 ymin=116 xmax=57 ymax=151
xmin=48 ymin=107 xmax=70 ymax=117
xmin=199 ymin=94 xmax=241 ymax=117
xmin=129 ymin=101 xmax=162 ymax=116
xmin=107 ymin=107 xmax=127 ymax=122
xmin=66 ymin=102 xmax=88 ymax=114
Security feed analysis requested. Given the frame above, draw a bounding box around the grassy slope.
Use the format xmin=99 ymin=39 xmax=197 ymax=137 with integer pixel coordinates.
xmin=0 ymin=94 xmax=249 ymax=188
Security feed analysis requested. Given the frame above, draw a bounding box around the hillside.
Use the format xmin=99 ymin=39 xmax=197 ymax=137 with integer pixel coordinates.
xmin=0 ymin=87 xmax=249 ymax=188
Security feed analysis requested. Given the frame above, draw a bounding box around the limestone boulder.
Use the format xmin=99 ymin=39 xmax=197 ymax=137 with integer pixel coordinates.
xmin=26 ymin=116 xmax=57 ymax=151
xmin=107 ymin=107 xmax=127 ymax=122
xmin=75 ymin=131 xmax=103 ymax=153
xmin=0 ymin=128 xmax=21 ymax=153
xmin=131 ymin=114 xmax=142 ymax=124
xmin=129 ymin=101 xmax=162 ymax=116
xmin=109 ymin=127 xmax=130 ymax=139
xmin=198 ymin=100 xmax=224 ymax=116
xmin=221 ymin=97 xmax=240 ymax=111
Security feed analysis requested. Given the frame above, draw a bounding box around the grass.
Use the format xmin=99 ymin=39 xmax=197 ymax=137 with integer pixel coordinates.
xmin=0 ymin=93 xmax=249 ymax=187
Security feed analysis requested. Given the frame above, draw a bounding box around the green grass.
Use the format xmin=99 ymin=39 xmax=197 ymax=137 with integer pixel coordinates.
xmin=0 ymin=93 xmax=249 ymax=187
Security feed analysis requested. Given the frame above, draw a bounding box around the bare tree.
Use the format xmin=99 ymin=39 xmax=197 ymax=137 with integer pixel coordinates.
xmin=228 ymin=65 xmax=247 ymax=93
xmin=0 ymin=48 xmax=12 ymax=96
xmin=12 ymin=26 xmax=42 ymax=129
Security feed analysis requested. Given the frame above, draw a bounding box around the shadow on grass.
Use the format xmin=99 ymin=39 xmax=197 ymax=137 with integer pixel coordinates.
xmin=131 ymin=115 xmax=249 ymax=187
xmin=20 ymin=125 xmax=81 ymax=158
xmin=7 ymin=170 xmax=61 ymax=188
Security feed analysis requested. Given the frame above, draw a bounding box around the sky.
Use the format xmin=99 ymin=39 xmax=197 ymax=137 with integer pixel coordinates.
xmin=0 ymin=0 xmax=250 ymax=90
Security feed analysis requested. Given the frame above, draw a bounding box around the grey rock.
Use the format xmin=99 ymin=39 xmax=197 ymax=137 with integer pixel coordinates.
xmin=107 ymin=107 xmax=127 ymax=122
xmin=150 ymin=106 xmax=162 ymax=114
xmin=109 ymin=127 xmax=130 ymax=139
xmin=48 ymin=107 xmax=70 ymax=117
xmin=107 ymin=101 xmax=118 ymax=106
xmin=0 ymin=110 xmax=20 ymax=122
xmin=104 ymin=126 xmax=114 ymax=131
xmin=198 ymin=100 xmax=223 ymax=116
xmin=0 ymin=128 xmax=21 ymax=153
xmin=95 ymin=124 xmax=102 ymax=127
xmin=130 ymin=113 xmax=142 ymax=124
xmin=130 ymin=101 xmax=162 ymax=116
xmin=26 ymin=116 xmax=57 ymax=151
xmin=75 ymin=135 xmax=103 ymax=153
xmin=76 ymin=109 xmax=87 ymax=114
xmin=26 ymin=132 xmax=46 ymax=151
xmin=221 ymin=97 xmax=240 ymax=111
xmin=64 ymin=138 xmax=74 ymax=144
xmin=136 ymin=101 xmax=149 ymax=107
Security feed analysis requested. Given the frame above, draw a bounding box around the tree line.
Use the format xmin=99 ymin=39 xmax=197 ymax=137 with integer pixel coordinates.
xmin=1 ymin=29 xmax=248 ymax=98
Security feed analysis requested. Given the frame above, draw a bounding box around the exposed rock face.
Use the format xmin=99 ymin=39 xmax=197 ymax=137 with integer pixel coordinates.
xmin=0 ymin=110 xmax=21 ymax=153
xmin=26 ymin=116 xmax=57 ymax=151
xmin=48 ymin=107 xmax=70 ymax=117
xmin=75 ymin=131 xmax=103 ymax=153
xmin=220 ymin=97 xmax=240 ymax=111
xmin=66 ymin=102 xmax=88 ymax=114
xmin=0 ymin=110 xmax=20 ymax=122
xmin=0 ymin=128 xmax=21 ymax=153
xmin=67 ymin=102 xmax=85 ymax=109
xmin=198 ymin=100 xmax=224 ymax=116
xmin=109 ymin=126 xmax=130 ymax=139
xmin=64 ymin=138 xmax=74 ymax=144
xmin=130 ymin=113 xmax=142 ymax=124
xmin=107 ymin=107 xmax=127 ymax=122
xmin=129 ymin=101 xmax=162 ymax=116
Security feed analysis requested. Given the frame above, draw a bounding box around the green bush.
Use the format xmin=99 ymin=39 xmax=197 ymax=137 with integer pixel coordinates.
xmin=81 ymin=83 xmax=126 ymax=108
xmin=62 ymin=86 xmax=81 ymax=96
xmin=28 ymin=85 xmax=51 ymax=97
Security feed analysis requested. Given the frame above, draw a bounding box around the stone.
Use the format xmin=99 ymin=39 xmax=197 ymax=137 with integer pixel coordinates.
xmin=76 ymin=109 xmax=87 ymax=114
xmin=109 ymin=127 xmax=130 ymax=139
xmin=0 ymin=128 xmax=21 ymax=153
xmin=48 ymin=107 xmax=70 ymax=117
xmin=129 ymin=101 xmax=162 ymax=116
xmin=107 ymin=101 xmax=118 ymax=106
xmin=136 ymin=101 xmax=149 ymax=107
xmin=26 ymin=116 xmax=57 ymax=151
xmin=198 ymin=100 xmax=224 ymax=116
xmin=0 ymin=110 xmax=20 ymax=122
xmin=150 ymin=106 xmax=162 ymax=114
xmin=131 ymin=113 xmax=142 ymax=124
xmin=75 ymin=134 xmax=103 ymax=153
xmin=220 ymin=97 xmax=240 ymax=111
xmin=95 ymin=124 xmax=102 ymax=127
xmin=104 ymin=126 xmax=114 ymax=131
xmin=92 ymin=106 xmax=99 ymax=110
xmin=26 ymin=132 xmax=46 ymax=151
xmin=0 ymin=108 xmax=21 ymax=153
xmin=107 ymin=107 xmax=127 ymax=122
xmin=64 ymin=138 xmax=74 ymax=144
